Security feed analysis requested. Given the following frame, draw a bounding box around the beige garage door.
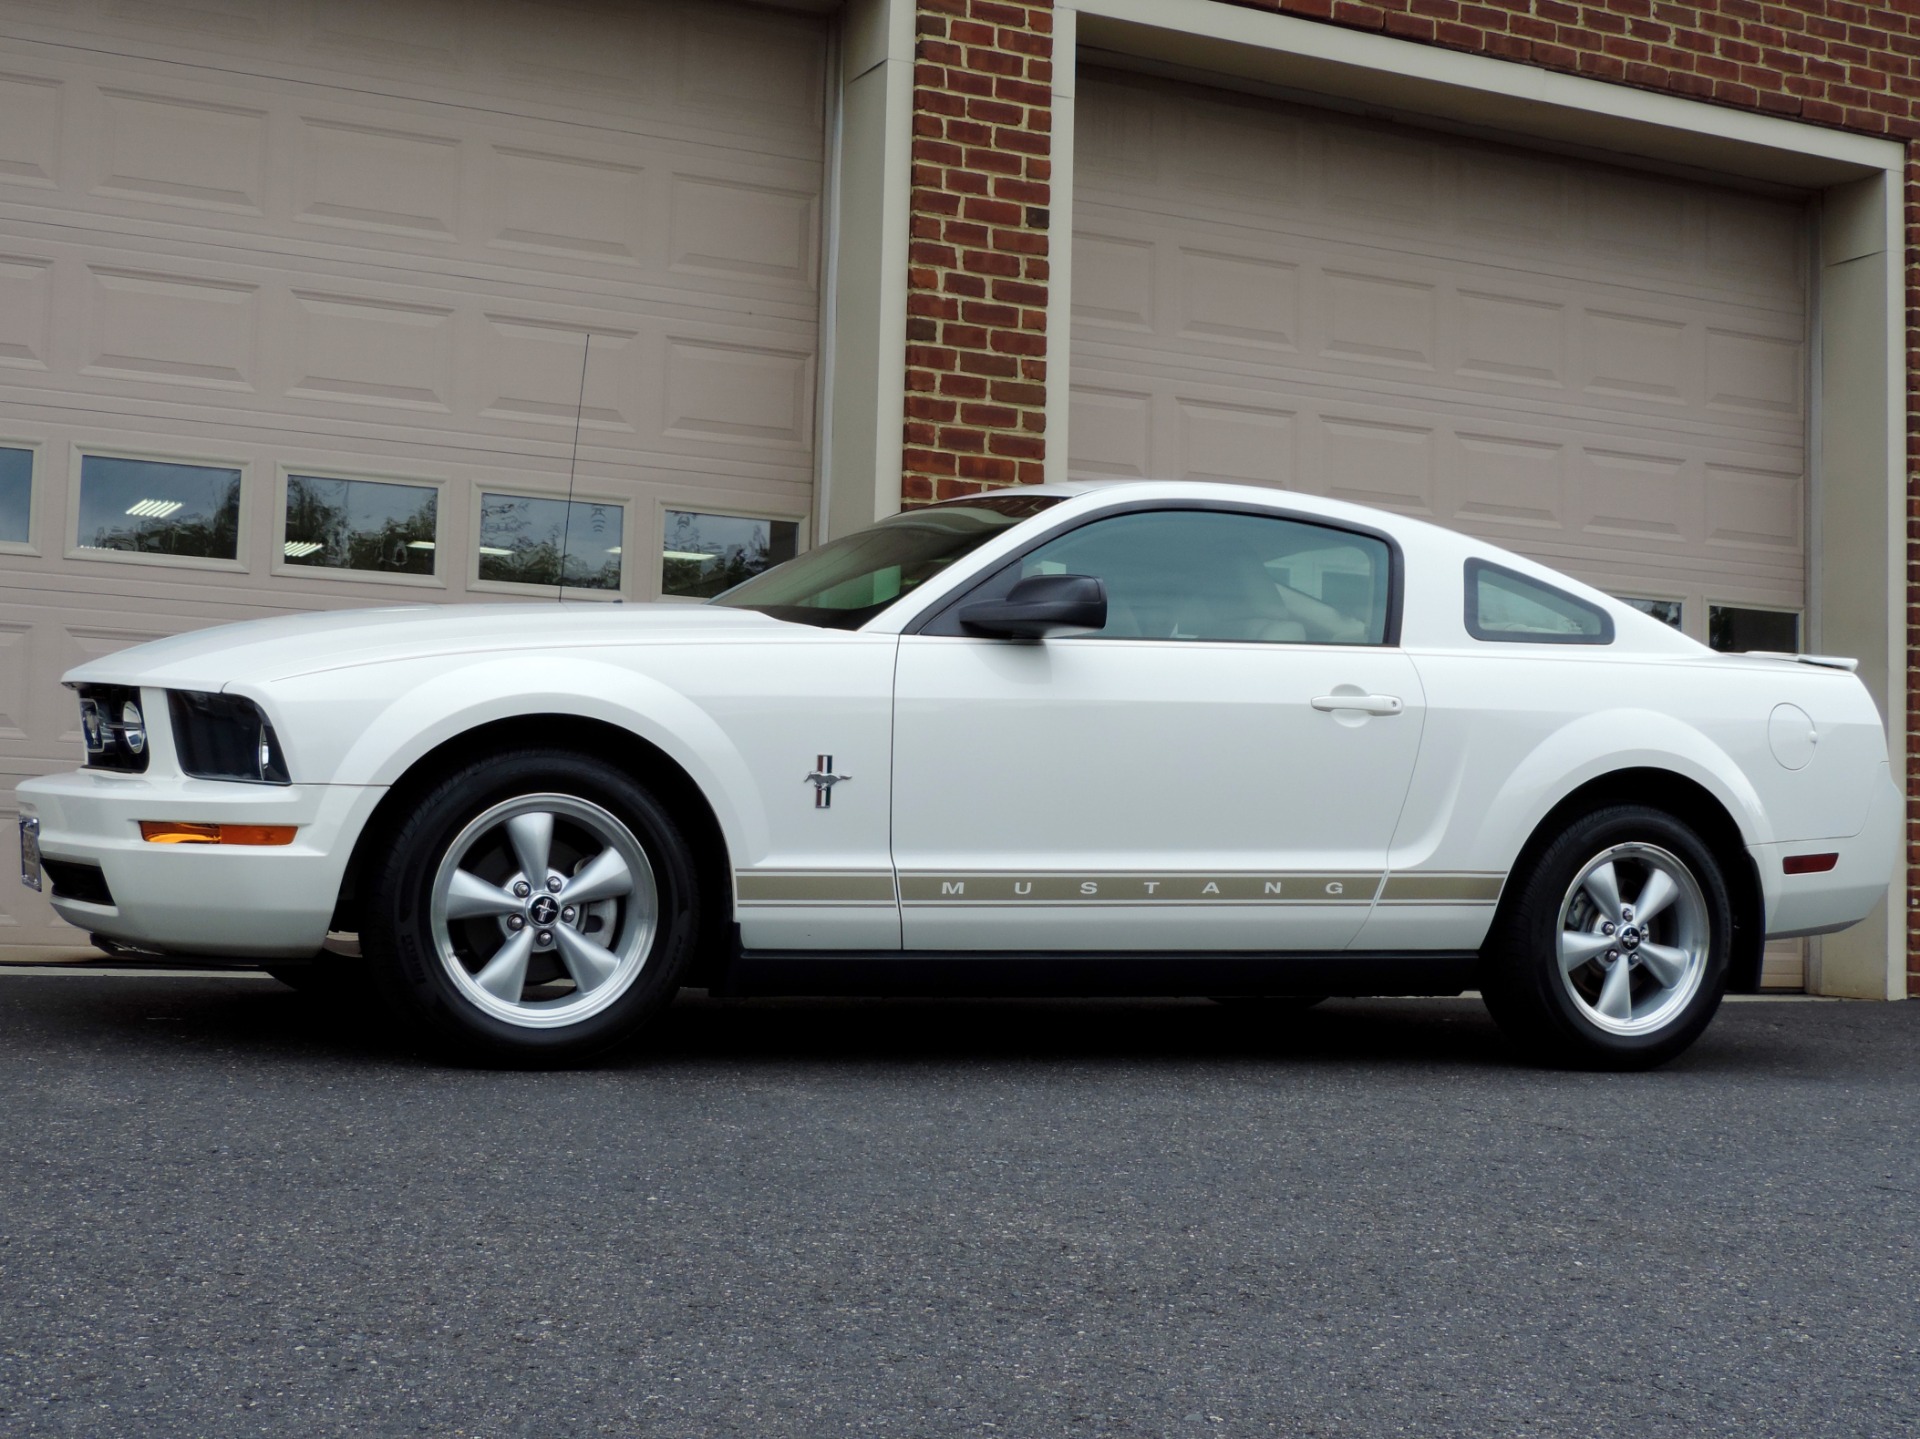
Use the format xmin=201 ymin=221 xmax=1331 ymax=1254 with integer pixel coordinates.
xmin=1070 ymin=70 xmax=1810 ymax=985
xmin=0 ymin=0 xmax=826 ymax=948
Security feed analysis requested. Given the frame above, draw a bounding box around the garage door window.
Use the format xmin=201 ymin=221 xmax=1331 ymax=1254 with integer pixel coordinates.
xmin=75 ymin=455 xmax=241 ymax=563
xmin=662 ymin=510 xmax=800 ymax=600
xmin=1709 ymin=605 xmax=1799 ymax=654
xmin=1466 ymin=560 xmax=1613 ymax=644
xmin=477 ymin=493 xmax=622 ymax=591
xmin=0 ymin=447 xmax=30 ymax=548
xmin=1622 ymin=597 xmax=1683 ymax=630
xmin=285 ymin=475 xmax=437 ymax=577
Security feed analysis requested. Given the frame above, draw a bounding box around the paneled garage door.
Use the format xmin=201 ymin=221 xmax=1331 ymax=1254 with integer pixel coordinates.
xmin=1069 ymin=70 xmax=1810 ymax=985
xmin=0 ymin=0 xmax=826 ymax=947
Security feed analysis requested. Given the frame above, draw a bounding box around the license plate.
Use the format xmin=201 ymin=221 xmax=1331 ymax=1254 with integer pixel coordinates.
xmin=19 ymin=816 xmax=40 ymax=891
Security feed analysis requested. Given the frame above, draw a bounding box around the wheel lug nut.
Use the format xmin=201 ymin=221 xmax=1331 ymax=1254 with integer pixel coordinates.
xmin=561 ymin=906 xmax=576 ymax=924
xmin=513 ymin=880 xmax=531 ymax=898
xmin=547 ymin=875 xmax=563 ymax=893
xmin=1607 ymin=949 xmax=1619 ymax=962
xmin=507 ymin=914 xmax=525 ymax=931
xmin=1602 ymin=921 xmax=1616 ymax=936
xmin=536 ymin=929 xmax=553 ymax=946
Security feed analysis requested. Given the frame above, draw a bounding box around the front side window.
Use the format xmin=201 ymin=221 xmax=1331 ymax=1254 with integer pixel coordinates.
xmin=285 ymin=475 xmax=438 ymax=575
xmin=76 ymin=454 xmax=240 ymax=561
xmin=0 ymin=446 xmax=30 ymax=546
xmin=1007 ymin=508 xmax=1394 ymax=644
xmin=661 ymin=510 xmax=799 ymax=599
xmin=712 ymin=492 xmax=1062 ymax=629
xmin=477 ymin=493 xmax=623 ymax=591
xmin=1467 ymin=559 xmax=1613 ymax=644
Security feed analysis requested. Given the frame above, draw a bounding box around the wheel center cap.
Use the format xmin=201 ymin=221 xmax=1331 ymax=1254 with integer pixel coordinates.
xmin=1619 ymin=926 xmax=1642 ymax=950
xmin=528 ymin=895 xmax=560 ymax=927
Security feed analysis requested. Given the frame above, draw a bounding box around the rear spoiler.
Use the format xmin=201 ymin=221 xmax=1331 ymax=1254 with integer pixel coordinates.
xmin=1743 ymin=651 xmax=1859 ymax=673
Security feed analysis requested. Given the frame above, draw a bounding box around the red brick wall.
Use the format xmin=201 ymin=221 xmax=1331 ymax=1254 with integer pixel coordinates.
xmin=904 ymin=0 xmax=1920 ymax=993
xmin=904 ymin=0 xmax=1054 ymax=504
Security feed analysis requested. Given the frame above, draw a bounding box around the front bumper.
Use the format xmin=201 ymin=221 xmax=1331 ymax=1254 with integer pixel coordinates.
xmin=16 ymin=768 xmax=384 ymax=959
xmin=1756 ymin=762 xmax=1902 ymax=940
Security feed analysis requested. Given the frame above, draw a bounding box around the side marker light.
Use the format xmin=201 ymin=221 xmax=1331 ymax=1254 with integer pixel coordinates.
xmin=139 ymin=822 xmax=297 ymax=846
xmin=1782 ymin=853 xmax=1839 ymax=875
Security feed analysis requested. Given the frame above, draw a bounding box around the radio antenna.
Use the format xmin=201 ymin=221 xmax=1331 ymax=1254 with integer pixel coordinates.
xmin=558 ymin=330 xmax=590 ymax=602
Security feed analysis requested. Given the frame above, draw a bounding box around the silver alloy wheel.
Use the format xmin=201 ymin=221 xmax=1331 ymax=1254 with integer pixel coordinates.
xmin=1555 ymin=841 xmax=1709 ymax=1037
xmin=428 ymin=793 xmax=658 ymax=1029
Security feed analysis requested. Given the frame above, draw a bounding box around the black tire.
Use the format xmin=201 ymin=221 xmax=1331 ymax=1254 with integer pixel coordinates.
xmin=361 ymin=748 xmax=700 ymax=1065
xmin=1479 ymin=804 xmax=1730 ymax=1070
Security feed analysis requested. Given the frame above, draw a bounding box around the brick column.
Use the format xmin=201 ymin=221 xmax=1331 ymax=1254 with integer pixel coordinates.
xmin=903 ymin=0 xmax=1054 ymax=504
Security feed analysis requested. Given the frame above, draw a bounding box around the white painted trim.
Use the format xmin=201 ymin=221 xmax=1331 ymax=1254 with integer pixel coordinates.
xmin=1076 ymin=0 xmax=1902 ymax=181
xmin=1043 ymin=6 xmax=1079 ymax=486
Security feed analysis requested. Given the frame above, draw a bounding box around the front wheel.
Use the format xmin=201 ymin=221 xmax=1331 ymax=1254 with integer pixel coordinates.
xmin=1479 ymin=805 xmax=1730 ymax=1070
xmin=361 ymin=749 xmax=699 ymax=1065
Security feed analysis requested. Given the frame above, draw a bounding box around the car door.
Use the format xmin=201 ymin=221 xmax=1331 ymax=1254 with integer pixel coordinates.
xmin=890 ymin=505 xmax=1426 ymax=952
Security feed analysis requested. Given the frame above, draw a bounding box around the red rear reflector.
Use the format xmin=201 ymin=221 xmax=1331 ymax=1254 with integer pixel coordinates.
xmin=140 ymin=822 xmax=296 ymax=846
xmin=1782 ymin=852 xmax=1838 ymax=875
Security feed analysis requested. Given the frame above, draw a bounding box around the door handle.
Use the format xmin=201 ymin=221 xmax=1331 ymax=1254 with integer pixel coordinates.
xmin=1311 ymin=693 xmax=1404 ymax=716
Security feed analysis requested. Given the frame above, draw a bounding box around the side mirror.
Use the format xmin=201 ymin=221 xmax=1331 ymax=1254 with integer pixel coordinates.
xmin=958 ymin=573 xmax=1107 ymax=639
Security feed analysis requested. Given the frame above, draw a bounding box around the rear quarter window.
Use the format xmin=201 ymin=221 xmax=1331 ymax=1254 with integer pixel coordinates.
xmin=1465 ymin=558 xmax=1614 ymax=645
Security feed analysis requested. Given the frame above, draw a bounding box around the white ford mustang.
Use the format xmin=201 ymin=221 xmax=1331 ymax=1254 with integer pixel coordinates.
xmin=18 ymin=481 xmax=1899 ymax=1068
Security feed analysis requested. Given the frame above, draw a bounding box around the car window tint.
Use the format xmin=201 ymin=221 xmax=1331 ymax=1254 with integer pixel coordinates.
xmin=1015 ymin=509 xmax=1392 ymax=645
xmin=1466 ymin=559 xmax=1613 ymax=644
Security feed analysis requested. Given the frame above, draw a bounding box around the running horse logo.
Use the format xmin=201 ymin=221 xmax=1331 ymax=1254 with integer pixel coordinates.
xmin=804 ymin=755 xmax=852 ymax=809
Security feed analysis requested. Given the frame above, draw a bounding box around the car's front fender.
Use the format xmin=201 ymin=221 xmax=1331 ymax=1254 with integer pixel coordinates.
xmin=245 ymin=654 xmax=774 ymax=867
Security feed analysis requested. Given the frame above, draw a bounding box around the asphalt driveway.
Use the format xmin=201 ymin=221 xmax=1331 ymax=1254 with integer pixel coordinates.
xmin=0 ymin=973 xmax=1913 ymax=1438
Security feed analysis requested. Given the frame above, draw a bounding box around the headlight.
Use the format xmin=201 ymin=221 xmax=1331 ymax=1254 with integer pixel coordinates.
xmin=167 ymin=691 xmax=291 ymax=785
xmin=75 ymin=685 xmax=150 ymax=774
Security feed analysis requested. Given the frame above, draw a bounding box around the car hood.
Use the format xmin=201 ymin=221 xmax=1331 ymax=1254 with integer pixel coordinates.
xmin=64 ymin=602 xmax=815 ymax=690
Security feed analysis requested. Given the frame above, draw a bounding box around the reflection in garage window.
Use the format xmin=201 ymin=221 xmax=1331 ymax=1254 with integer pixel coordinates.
xmin=76 ymin=455 xmax=241 ymax=561
xmin=1622 ymin=596 xmax=1682 ymax=629
xmin=661 ymin=510 xmax=800 ymax=599
xmin=1709 ymin=604 xmax=1798 ymax=654
xmin=285 ymin=475 xmax=437 ymax=576
xmin=478 ymin=492 xmax=623 ymax=590
xmin=0 ymin=447 xmax=29 ymax=546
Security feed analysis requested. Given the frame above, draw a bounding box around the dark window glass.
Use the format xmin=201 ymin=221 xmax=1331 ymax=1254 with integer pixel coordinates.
xmin=0 ymin=447 xmax=29 ymax=545
xmin=77 ymin=455 xmax=240 ymax=560
xmin=661 ymin=510 xmax=799 ymax=599
xmin=1622 ymin=596 xmax=1682 ymax=629
xmin=1012 ymin=509 xmax=1393 ymax=644
xmin=1709 ymin=605 xmax=1799 ymax=654
xmin=477 ymin=493 xmax=622 ymax=591
xmin=713 ymin=493 xmax=1062 ymax=629
xmin=1466 ymin=559 xmax=1612 ymax=644
xmin=285 ymin=475 xmax=437 ymax=575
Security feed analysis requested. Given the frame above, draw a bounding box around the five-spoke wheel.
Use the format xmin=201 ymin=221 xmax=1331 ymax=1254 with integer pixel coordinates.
xmin=361 ymin=749 xmax=698 ymax=1063
xmin=1481 ymin=805 xmax=1731 ymax=1069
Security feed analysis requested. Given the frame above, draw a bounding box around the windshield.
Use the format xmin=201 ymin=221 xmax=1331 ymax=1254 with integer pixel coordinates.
xmin=710 ymin=493 xmax=1063 ymax=629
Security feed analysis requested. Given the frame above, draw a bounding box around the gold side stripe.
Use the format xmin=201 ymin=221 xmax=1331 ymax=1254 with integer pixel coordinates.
xmin=735 ymin=872 xmax=896 ymax=904
xmin=734 ymin=871 xmax=1507 ymax=906
xmin=899 ymin=873 xmax=1381 ymax=903
xmin=1377 ymin=874 xmax=1506 ymax=903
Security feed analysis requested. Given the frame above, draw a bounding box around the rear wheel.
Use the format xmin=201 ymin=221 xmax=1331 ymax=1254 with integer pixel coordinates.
xmin=362 ymin=749 xmax=698 ymax=1064
xmin=1480 ymin=805 xmax=1729 ymax=1070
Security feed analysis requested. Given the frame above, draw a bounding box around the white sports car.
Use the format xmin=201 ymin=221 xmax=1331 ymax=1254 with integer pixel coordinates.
xmin=17 ymin=481 xmax=1899 ymax=1068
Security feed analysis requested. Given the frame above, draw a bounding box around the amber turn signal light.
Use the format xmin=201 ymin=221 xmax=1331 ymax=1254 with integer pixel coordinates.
xmin=1781 ymin=852 xmax=1839 ymax=875
xmin=139 ymin=822 xmax=297 ymax=846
